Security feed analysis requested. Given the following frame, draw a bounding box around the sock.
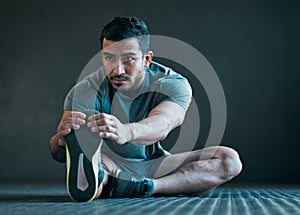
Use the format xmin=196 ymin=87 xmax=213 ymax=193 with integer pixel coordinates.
xmin=98 ymin=170 xmax=105 ymax=186
xmin=101 ymin=172 xmax=154 ymax=198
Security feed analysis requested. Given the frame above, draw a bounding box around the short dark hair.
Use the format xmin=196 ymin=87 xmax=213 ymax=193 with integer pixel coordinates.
xmin=99 ymin=16 xmax=150 ymax=54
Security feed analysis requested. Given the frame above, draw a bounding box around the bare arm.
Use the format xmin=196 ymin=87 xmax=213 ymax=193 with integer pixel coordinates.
xmin=129 ymin=101 xmax=186 ymax=145
xmin=87 ymin=101 xmax=187 ymax=146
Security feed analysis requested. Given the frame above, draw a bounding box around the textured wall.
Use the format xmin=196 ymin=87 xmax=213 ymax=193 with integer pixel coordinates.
xmin=0 ymin=0 xmax=299 ymax=184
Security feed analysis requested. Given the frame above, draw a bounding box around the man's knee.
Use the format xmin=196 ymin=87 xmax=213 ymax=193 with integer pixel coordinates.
xmin=216 ymin=146 xmax=243 ymax=180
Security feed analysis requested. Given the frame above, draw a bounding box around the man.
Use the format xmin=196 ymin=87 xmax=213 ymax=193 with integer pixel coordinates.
xmin=49 ymin=16 xmax=242 ymax=202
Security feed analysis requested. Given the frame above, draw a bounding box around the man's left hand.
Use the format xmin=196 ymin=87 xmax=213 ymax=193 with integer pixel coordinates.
xmin=87 ymin=113 xmax=130 ymax=145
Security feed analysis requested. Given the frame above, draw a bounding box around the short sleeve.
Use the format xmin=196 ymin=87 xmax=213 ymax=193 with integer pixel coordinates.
xmin=156 ymin=75 xmax=192 ymax=110
xmin=63 ymin=80 xmax=99 ymax=113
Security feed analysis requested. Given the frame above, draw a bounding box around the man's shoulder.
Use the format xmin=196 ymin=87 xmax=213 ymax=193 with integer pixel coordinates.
xmin=64 ymin=67 xmax=110 ymax=112
xmin=65 ymin=68 xmax=109 ymax=102
xmin=148 ymin=61 xmax=189 ymax=87
xmin=148 ymin=61 xmax=177 ymax=76
xmin=77 ymin=67 xmax=107 ymax=86
xmin=72 ymin=67 xmax=109 ymax=94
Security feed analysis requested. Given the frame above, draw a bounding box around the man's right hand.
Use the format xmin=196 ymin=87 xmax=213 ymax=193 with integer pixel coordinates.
xmin=49 ymin=110 xmax=86 ymax=162
xmin=56 ymin=110 xmax=87 ymax=147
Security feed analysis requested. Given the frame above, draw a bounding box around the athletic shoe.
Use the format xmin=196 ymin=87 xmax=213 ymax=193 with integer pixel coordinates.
xmin=101 ymin=174 xmax=154 ymax=198
xmin=65 ymin=127 xmax=104 ymax=202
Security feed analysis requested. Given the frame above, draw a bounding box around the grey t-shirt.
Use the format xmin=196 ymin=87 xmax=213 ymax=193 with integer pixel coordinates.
xmin=64 ymin=61 xmax=192 ymax=161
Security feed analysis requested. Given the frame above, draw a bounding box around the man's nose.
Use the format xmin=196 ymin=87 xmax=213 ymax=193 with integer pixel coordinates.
xmin=112 ymin=63 xmax=125 ymax=75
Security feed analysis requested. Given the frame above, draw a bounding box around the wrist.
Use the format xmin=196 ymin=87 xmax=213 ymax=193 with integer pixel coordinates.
xmin=49 ymin=132 xmax=66 ymax=162
xmin=54 ymin=132 xmax=64 ymax=146
xmin=127 ymin=123 xmax=135 ymax=142
xmin=50 ymin=133 xmax=65 ymax=151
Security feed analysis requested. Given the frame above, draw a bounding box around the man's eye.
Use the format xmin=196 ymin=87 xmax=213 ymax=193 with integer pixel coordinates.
xmin=105 ymin=56 xmax=115 ymax=62
xmin=122 ymin=57 xmax=134 ymax=63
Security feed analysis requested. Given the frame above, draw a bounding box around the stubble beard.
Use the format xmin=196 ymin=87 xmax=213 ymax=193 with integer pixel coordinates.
xmin=117 ymin=69 xmax=145 ymax=95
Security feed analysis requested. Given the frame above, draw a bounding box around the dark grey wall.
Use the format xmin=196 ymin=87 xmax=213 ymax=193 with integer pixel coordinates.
xmin=0 ymin=0 xmax=299 ymax=184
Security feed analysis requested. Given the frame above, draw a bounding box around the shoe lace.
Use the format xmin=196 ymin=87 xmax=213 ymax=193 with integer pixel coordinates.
xmin=127 ymin=180 xmax=149 ymax=197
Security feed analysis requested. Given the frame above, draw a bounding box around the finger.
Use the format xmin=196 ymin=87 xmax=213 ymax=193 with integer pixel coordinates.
xmin=99 ymin=132 xmax=125 ymax=145
xmin=70 ymin=111 xmax=86 ymax=119
xmin=87 ymin=118 xmax=114 ymax=128
xmin=58 ymin=137 xmax=66 ymax=146
xmin=71 ymin=118 xmax=86 ymax=125
xmin=60 ymin=128 xmax=72 ymax=136
xmin=91 ymin=125 xmax=117 ymax=133
xmin=61 ymin=123 xmax=80 ymax=132
xmin=88 ymin=114 xmax=100 ymax=121
xmin=64 ymin=117 xmax=86 ymax=125
xmin=86 ymin=120 xmax=98 ymax=128
xmin=99 ymin=132 xmax=117 ymax=141
xmin=88 ymin=113 xmax=112 ymax=121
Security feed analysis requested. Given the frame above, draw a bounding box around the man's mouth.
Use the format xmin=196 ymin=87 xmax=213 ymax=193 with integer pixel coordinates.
xmin=110 ymin=76 xmax=130 ymax=86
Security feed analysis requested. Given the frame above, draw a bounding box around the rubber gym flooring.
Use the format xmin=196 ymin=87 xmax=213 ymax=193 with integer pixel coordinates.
xmin=0 ymin=184 xmax=299 ymax=215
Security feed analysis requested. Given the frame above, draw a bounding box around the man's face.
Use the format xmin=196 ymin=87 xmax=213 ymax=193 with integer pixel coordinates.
xmin=101 ymin=38 xmax=152 ymax=94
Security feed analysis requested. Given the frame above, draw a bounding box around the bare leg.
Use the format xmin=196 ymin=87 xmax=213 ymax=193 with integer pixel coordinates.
xmin=151 ymin=146 xmax=242 ymax=195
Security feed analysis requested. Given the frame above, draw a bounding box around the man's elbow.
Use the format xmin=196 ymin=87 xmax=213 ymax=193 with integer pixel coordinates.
xmin=160 ymin=121 xmax=175 ymax=141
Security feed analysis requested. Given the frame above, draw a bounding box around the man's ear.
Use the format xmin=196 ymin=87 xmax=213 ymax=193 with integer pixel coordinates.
xmin=143 ymin=51 xmax=153 ymax=67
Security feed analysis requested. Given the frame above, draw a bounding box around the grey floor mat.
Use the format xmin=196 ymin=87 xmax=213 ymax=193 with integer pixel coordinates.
xmin=0 ymin=184 xmax=299 ymax=215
